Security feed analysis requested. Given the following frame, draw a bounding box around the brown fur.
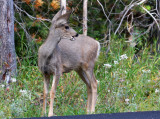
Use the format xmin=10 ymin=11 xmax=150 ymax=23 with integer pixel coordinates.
xmin=38 ymin=9 xmax=100 ymax=117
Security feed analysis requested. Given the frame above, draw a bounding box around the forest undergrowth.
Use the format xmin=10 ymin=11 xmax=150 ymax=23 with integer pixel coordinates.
xmin=0 ymin=37 xmax=160 ymax=118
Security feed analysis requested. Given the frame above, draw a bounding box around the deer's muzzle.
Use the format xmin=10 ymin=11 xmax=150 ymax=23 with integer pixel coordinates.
xmin=70 ymin=33 xmax=79 ymax=41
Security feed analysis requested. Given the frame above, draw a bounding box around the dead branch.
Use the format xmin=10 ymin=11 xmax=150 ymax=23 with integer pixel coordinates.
xmin=14 ymin=3 xmax=51 ymax=22
xmin=96 ymin=0 xmax=111 ymax=24
xmin=114 ymin=0 xmax=147 ymax=35
xmin=141 ymin=6 xmax=160 ymax=30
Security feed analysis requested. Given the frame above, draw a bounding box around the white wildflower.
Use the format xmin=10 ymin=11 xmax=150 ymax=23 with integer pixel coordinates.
xmin=0 ymin=84 xmax=5 ymax=88
xmin=19 ymin=89 xmax=27 ymax=94
xmin=105 ymin=71 xmax=109 ymax=73
xmin=125 ymin=98 xmax=130 ymax=104
xmin=119 ymin=54 xmax=128 ymax=60
xmin=19 ymin=89 xmax=31 ymax=100
xmin=155 ymin=89 xmax=159 ymax=93
xmin=0 ymin=111 xmax=5 ymax=118
xmin=114 ymin=61 xmax=119 ymax=64
xmin=11 ymin=78 xmax=16 ymax=82
xmin=104 ymin=64 xmax=112 ymax=68
xmin=148 ymin=80 xmax=151 ymax=82
xmin=142 ymin=69 xmax=151 ymax=74
xmin=148 ymin=70 xmax=151 ymax=73
xmin=124 ymin=70 xmax=127 ymax=74
xmin=11 ymin=99 xmax=24 ymax=117
xmin=127 ymin=81 xmax=129 ymax=85
xmin=108 ymin=90 xmax=110 ymax=93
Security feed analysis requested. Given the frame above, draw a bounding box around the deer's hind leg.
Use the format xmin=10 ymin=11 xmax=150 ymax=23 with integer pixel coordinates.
xmin=85 ymin=68 xmax=97 ymax=114
xmin=42 ymin=75 xmax=50 ymax=116
xmin=77 ymin=69 xmax=92 ymax=114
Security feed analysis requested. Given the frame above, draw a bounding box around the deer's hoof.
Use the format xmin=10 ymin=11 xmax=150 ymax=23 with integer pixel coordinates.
xmin=48 ymin=112 xmax=53 ymax=117
xmin=48 ymin=112 xmax=57 ymax=117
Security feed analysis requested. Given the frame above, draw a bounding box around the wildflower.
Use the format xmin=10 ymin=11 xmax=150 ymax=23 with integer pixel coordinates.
xmin=114 ymin=61 xmax=119 ymax=64
xmin=155 ymin=89 xmax=159 ymax=93
xmin=124 ymin=70 xmax=127 ymax=74
xmin=19 ymin=89 xmax=31 ymax=100
xmin=119 ymin=54 xmax=128 ymax=60
xmin=104 ymin=64 xmax=112 ymax=68
xmin=108 ymin=90 xmax=110 ymax=93
xmin=125 ymin=98 xmax=129 ymax=104
xmin=120 ymin=79 xmax=125 ymax=82
xmin=142 ymin=69 xmax=151 ymax=74
xmin=0 ymin=111 xmax=5 ymax=118
xmin=10 ymin=99 xmax=24 ymax=117
xmin=19 ymin=89 xmax=27 ymax=94
xmin=0 ymin=84 xmax=5 ymax=88
xmin=11 ymin=78 xmax=16 ymax=82
xmin=105 ymin=71 xmax=108 ymax=73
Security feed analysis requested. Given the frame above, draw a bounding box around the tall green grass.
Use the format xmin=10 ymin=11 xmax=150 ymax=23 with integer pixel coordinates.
xmin=0 ymin=38 xmax=160 ymax=118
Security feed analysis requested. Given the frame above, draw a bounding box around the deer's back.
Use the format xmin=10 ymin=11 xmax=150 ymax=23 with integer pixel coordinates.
xmin=59 ymin=35 xmax=100 ymax=73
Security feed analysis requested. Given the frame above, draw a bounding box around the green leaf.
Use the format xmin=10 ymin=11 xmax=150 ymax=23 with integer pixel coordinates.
xmin=145 ymin=5 xmax=151 ymax=11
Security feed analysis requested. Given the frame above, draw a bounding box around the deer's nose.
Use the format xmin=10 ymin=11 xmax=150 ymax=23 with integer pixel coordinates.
xmin=75 ymin=33 xmax=79 ymax=37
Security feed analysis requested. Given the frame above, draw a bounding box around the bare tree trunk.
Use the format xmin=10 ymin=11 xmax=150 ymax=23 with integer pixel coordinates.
xmin=157 ymin=0 xmax=160 ymax=54
xmin=61 ymin=0 xmax=66 ymax=15
xmin=0 ymin=0 xmax=16 ymax=82
xmin=83 ymin=0 xmax=88 ymax=36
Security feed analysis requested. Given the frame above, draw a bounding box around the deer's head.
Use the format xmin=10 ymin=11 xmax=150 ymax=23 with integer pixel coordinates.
xmin=51 ymin=9 xmax=78 ymax=41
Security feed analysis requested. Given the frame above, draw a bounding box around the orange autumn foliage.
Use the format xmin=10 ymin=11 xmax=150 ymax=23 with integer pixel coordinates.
xmin=51 ymin=0 xmax=60 ymax=10
xmin=34 ymin=0 xmax=44 ymax=9
xmin=23 ymin=0 xmax=31 ymax=5
xmin=35 ymin=37 xmax=43 ymax=43
xmin=36 ymin=15 xmax=46 ymax=20
xmin=32 ymin=34 xmax=43 ymax=43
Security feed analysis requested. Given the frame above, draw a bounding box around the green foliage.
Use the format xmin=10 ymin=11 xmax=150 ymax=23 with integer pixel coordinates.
xmin=145 ymin=5 xmax=151 ymax=11
xmin=14 ymin=0 xmax=157 ymax=67
xmin=1 ymin=37 xmax=160 ymax=118
xmin=1 ymin=0 xmax=159 ymax=118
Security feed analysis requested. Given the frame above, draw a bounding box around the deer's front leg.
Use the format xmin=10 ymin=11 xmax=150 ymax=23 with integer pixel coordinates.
xmin=48 ymin=74 xmax=60 ymax=117
xmin=42 ymin=75 xmax=50 ymax=116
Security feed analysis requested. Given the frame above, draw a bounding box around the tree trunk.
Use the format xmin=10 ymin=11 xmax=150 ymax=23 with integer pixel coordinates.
xmin=83 ymin=0 xmax=88 ymax=36
xmin=61 ymin=0 xmax=66 ymax=15
xmin=0 ymin=0 xmax=16 ymax=83
xmin=157 ymin=0 xmax=160 ymax=54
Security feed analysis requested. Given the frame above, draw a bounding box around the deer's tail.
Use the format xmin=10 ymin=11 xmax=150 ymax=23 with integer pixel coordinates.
xmin=96 ymin=41 xmax=100 ymax=60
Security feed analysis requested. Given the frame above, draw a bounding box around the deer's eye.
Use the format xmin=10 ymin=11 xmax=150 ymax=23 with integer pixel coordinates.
xmin=65 ymin=26 xmax=69 ymax=29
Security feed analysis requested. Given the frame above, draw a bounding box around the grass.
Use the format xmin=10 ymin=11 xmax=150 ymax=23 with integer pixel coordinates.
xmin=0 ymin=38 xmax=160 ymax=118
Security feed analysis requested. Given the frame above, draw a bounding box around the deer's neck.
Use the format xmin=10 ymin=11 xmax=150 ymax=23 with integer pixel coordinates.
xmin=43 ymin=30 xmax=61 ymax=57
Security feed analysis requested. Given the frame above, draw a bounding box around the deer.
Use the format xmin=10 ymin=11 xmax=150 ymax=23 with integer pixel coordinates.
xmin=38 ymin=8 xmax=100 ymax=117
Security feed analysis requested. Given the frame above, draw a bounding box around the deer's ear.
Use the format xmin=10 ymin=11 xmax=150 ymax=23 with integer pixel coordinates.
xmin=55 ymin=11 xmax=71 ymax=25
xmin=51 ymin=8 xmax=64 ymax=23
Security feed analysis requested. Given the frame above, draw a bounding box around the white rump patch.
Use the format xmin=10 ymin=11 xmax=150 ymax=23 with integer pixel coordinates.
xmin=96 ymin=41 xmax=101 ymax=59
